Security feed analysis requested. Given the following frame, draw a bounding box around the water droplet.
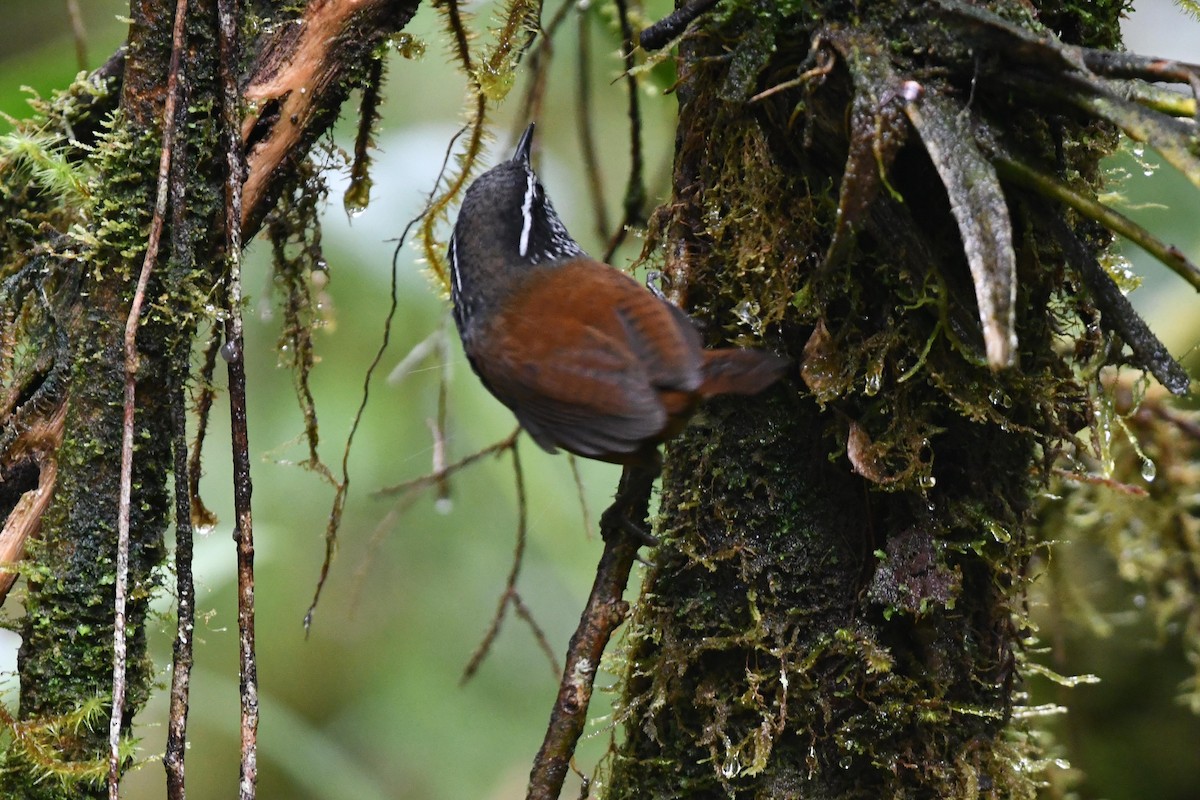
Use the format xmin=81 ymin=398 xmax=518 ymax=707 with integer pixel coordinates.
xmin=1140 ymin=458 xmax=1157 ymax=482
xmin=435 ymin=497 xmax=453 ymax=515
xmin=390 ymin=32 xmax=427 ymax=59
xmin=220 ymin=340 xmax=239 ymax=362
xmin=985 ymin=520 xmax=1011 ymax=543
xmin=732 ymin=299 xmax=761 ymax=331
xmin=343 ymin=177 xmax=370 ymax=218
xmin=864 ymin=363 xmax=882 ymax=396
xmin=919 ymin=474 xmax=937 ymax=489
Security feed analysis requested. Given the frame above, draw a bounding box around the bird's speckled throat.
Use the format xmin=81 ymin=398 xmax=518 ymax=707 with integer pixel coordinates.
xmin=448 ymin=130 xmax=585 ymax=335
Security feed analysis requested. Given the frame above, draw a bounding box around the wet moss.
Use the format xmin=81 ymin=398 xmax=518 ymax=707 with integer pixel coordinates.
xmin=603 ymin=0 xmax=1132 ymax=796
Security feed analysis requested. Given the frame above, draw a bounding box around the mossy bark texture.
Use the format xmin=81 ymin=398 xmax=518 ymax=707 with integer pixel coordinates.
xmin=1 ymin=0 xmax=419 ymax=795
xmin=1 ymin=3 xmax=221 ymax=796
xmin=605 ymin=1 xmax=1127 ymax=797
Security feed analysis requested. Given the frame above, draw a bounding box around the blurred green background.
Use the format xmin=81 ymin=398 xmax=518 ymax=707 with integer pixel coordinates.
xmin=0 ymin=2 xmax=1198 ymax=799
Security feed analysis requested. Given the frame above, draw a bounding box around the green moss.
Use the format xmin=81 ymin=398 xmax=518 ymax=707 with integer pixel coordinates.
xmin=602 ymin=0 xmax=1138 ymax=796
xmin=0 ymin=6 xmax=227 ymax=796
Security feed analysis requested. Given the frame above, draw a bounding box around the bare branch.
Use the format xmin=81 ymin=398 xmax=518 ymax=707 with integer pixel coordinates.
xmin=526 ymin=463 xmax=657 ymax=800
xmin=164 ymin=370 xmax=195 ymax=800
xmin=217 ymin=0 xmax=259 ymax=795
xmin=601 ymin=0 xmax=646 ymax=263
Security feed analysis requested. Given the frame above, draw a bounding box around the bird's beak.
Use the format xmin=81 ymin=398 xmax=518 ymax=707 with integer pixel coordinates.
xmin=514 ymin=123 xmax=535 ymax=166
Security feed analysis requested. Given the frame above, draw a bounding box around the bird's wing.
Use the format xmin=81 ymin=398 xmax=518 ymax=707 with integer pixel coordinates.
xmin=476 ymin=262 xmax=703 ymax=458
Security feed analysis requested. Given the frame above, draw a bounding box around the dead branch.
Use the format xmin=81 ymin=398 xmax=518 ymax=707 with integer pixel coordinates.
xmin=240 ymin=0 xmax=421 ymax=232
xmin=0 ymin=400 xmax=67 ymax=599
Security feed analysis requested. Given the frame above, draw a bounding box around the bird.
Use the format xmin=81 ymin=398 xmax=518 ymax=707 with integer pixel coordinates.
xmin=447 ymin=123 xmax=789 ymax=465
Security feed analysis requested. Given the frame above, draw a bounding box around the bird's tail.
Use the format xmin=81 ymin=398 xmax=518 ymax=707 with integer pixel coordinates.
xmin=699 ymin=348 xmax=790 ymax=397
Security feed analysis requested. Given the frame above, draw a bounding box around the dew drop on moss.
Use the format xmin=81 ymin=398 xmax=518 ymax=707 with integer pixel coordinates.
xmin=1140 ymin=457 xmax=1157 ymax=482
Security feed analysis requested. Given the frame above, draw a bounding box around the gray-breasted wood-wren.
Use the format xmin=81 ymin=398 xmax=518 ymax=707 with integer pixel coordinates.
xmin=448 ymin=124 xmax=788 ymax=464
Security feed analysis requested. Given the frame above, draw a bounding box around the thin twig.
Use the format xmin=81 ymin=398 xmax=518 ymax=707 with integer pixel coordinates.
xmin=639 ymin=0 xmax=721 ymax=51
xmin=1038 ymin=202 xmax=1190 ymax=396
xmin=165 ymin=366 xmax=195 ymax=800
xmin=349 ymin=427 xmax=520 ymax=613
xmin=348 ymin=490 xmax=422 ymax=615
xmin=511 ymin=591 xmax=562 ymax=679
xmin=217 ymin=0 xmax=257 ymax=797
xmin=109 ymin=1 xmax=190 ymax=796
xmin=1050 ymin=466 xmax=1148 ymax=495
xmin=373 ymin=428 xmax=520 ymax=497
xmin=518 ymin=0 xmax=574 ymax=126
xmin=65 ymin=0 xmax=88 ymax=70
xmin=462 ymin=441 xmax=534 ymax=683
xmin=1079 ymin=47 xmax=1200 ymax=88
xmin=306 ymin=129 xmax=467 ymax=631
xmin=994 ymin=155 xmax=1200 ymax=291
xmin=576 ymin=7 xmax=610 ymax=242
xmin=602 ymin=0 xmax=646 ymax=263
xmin=526 ymin=463 xmax=657 ymax=800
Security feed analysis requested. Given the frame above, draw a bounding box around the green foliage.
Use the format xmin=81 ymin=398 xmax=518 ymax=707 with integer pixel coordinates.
xmin=0 ymin=73 xmax=117 ymax=276
xmin=1178 ymin=0 xmax=1200 ymax=20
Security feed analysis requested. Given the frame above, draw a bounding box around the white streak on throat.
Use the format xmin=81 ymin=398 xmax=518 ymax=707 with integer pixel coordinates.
xmin=519 ymin=173 xmax=535 ymax=257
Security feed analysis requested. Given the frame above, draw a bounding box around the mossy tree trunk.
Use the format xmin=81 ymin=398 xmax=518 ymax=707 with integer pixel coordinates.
xmin=0 ymin=1 xmax=417 ymax=795
xmin=1 ymin=4 xmax=223 ymax=794
xmin=605 ymin=2 xmax=1130 ymax=797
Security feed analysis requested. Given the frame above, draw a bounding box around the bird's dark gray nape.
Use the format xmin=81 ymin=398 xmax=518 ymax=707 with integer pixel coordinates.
xmin=514 ymin=123 xmax=535 ymax=165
